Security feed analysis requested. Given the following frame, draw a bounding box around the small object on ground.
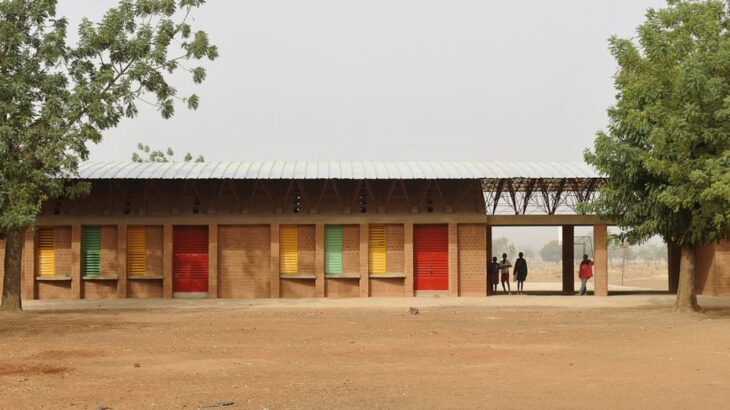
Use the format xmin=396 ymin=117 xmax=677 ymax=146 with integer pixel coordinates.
xmin=97 ymin=403 xmax=111 ymax=410
xmin=409 ymin=307 xmax=419 ymax=315
xmin=133 ymin=363 xmax=140 ymax=368
xmin=199 ymin=401 xmax=235 ymax=409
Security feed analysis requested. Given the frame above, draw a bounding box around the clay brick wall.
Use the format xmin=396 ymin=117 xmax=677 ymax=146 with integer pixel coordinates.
xmin=325 ymin=278 xmax=360 ymax=297
xmin=458 ymin=224 xmax=487 ymax=297
xmin=54 ymin=226 xmax=72 ymax=277
xmin=83 ymin=281 xmax=118 ymax=299
xmin=218 ymin=225 xmax=271 ymax=298
xmin=696 ymin=241 xmax=730 ymax=296
xmin=127 ymin=280 xmax=163 ymax=298
xmin=386 ymin=224 xmax=404 ymax=274
xmin=298 ymin=225 xmax=315 ymax=275
xmin=342 ymin=225 xmax=360 ymax=274
xmin=146 ymin=226 xmax=163 ymax=276
xmin=37 ymin=282 xmax=72 ymax=299
xmin=101 ymin=226 xmax=118 ymax=276
xmin=370 ymin=278 xmax=404 ymax=296
xmin=280 ymin=279 xmax=316 ymax=298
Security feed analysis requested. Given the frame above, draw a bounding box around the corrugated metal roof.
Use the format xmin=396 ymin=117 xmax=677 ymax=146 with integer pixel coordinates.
xmin=75 ymin=161 xmax=601 ymax=180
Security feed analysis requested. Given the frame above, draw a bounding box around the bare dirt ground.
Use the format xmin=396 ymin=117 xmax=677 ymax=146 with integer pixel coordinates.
xmin=2 ymin=298 xmax=729 ymax=409
xmin=530 ymin=261 xmax=669 ymax=290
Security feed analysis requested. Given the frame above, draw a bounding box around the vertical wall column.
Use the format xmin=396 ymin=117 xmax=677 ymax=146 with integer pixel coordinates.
xmin=270 ymin=223 xmax=280 ymax=298
xmin=162 ymin=224 xmax=173 ymax=298
xmin=22 ymin=229 xmax=35 ymax=300
xmin=562 ymin=225 xmax=575 ymax=293
xmin=593 ymin=224 xmax=608 ymax=296
xmin=208 ymin=224 xmax=218 ymax=298
xmin=71 ymin=224 xmax=82 ymax=299
xmin=315 ymin=224 xmax=325 ymax=297
xmin=448 ymin=223 xmax=459 ymax=297
xmin=359 ymin=223 xmax=369 ymax=297
xmin=486 ymin=225 xmax=492 ymax=296
xmin=404 ymin=223 xmax=414 ymax=296
xmin=117 ymin=224 xmax=128 ymax=298
xmin=667 ymin=243 xmax=681 ymax=294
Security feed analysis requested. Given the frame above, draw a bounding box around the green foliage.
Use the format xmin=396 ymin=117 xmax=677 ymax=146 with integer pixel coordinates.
xmin=539 ymin=240 xmax=562 ymax=263
xmin=585 ymin=0 xmax=730 ymax=247
xmin=132 ymin=142 xmax=204 ymax=162
xmin=0 ymin=0 xmax=217 ymax=231
xmin=492 ymin=237 xmax=516 ymax=259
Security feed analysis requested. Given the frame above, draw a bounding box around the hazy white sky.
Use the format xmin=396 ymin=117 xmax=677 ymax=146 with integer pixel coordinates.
xmin=58 ymin=0 xmax=665 ymax=162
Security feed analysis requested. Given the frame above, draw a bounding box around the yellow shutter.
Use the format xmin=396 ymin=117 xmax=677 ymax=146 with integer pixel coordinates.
xmin=38 ymin=227 xmax=55 ymax=277
xmin=369 ymin=224 xmax=387 ymax=274
xmin=280 ymin=225 xmax=298 ymax=275
xmin=127 ymin=226 xmax=147 ymax=276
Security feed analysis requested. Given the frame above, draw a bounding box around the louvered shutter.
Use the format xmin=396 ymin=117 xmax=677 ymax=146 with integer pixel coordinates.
xmin=324 ymin=225 xmax=343 ymax=275
xmin=82 ymin=226 xmax=101 ymax=276
xmin=127 ymin=226 xmax=147 ymax=276
xmin=368 ymin=224 xmax=387 ymax=274
xmin=173 ymin=226 xmax=209 ymax=292
xmin=414 ymin=225 xmax=449 ymax=290
xmin=37 ymin=227 xmax=55 ymax=277
xmin=280 ymin=225 xmax=298 ymax=275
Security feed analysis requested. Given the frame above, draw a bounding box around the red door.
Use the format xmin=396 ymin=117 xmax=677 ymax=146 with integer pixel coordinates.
xmin=414 ymin=225 xmax=448 ymax=290
xmin=173 ymin=226 xmax=209 ymax=293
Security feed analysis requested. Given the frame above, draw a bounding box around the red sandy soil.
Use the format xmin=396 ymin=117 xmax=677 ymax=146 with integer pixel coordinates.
xmin=1 ymin=305 xmax=729 ymax=409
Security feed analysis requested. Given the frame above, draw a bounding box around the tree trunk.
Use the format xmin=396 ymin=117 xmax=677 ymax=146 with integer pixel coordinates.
xmin=673 ymin=246 xmax=699 ymax=313
xmin=1 ymin=228 xmax=24 ymax=313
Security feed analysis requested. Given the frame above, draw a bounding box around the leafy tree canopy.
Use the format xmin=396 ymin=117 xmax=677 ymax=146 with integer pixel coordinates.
xmin=539 ymin=240 xmax=562 ymax=263
xmin=0 ymin=0 xmax=217 ymax=231
xmin=132 ymin=142 xmax=204 ymax=162
xmin=585 ymin=0 xmax=730 ymax=247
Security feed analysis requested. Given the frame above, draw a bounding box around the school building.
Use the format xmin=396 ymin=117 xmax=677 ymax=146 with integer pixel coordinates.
xmin=1 ymin=161 xmax=728 ymax=300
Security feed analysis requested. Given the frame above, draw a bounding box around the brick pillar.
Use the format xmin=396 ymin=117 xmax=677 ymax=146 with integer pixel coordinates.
xmin=448 ymin=223 xmax=459 ymax=297
xmin=270 ymin=224 xmax=280 ymax=298
xmin=404 ymin=223 xmax=414 ymax=297
xmin=163 ymin=224 xmax=173 ymax=298
xmin=667 ymin=243 xmax=681 ymax=294
xmin=486 ymin=225 xmax=492 ymax=296
xmin=593 ymin=224 xmax=608 ymax=296
xmin=208 ymin=224 xmax=218 ymax=298
xmin=71 ymin=224 xmax=82 ymax=299
xmin=117 ymin=224 xmax=128 ymax=298
xmin=562 ymin=225 xmax=575 ymax=293
xmin=22 ymin=229 xmax=35 ymax=300
xmin=315 ymin=224 xmax=325 ymax=297
xmin=359 ymin=223 xmax=369 ymax=297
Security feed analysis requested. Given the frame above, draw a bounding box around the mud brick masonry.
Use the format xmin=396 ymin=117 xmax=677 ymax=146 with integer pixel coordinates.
xmin=2 ymin=161 xmax=727 ymax=300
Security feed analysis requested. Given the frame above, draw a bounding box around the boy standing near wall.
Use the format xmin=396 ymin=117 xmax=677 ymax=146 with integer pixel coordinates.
xmin=500 ymin=253 xmax=512 ymax=295
xmin=488 ymin=256 xmax=500 ymax=295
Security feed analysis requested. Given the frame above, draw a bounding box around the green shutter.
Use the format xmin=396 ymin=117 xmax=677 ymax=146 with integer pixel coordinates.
xmin=324 ymin=225 xmax=343 ymax=275
xmin=82 ymin=226 xmax=101 ymax=276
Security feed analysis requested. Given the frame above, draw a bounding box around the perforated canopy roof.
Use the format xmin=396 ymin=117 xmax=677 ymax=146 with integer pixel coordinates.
xmin=76 ymin=161 xmax=600 ymax=180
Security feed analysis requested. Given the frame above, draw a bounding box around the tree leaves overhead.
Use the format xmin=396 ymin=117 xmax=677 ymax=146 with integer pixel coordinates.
xmin=585 ymin=0 xmax=730 ymax=247
xmin=0 ymin=0 xmax=217 ymax=230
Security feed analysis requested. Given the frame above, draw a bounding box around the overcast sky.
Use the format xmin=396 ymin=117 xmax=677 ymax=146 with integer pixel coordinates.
xmin=58 ymin=0 xmax=665 ymax=162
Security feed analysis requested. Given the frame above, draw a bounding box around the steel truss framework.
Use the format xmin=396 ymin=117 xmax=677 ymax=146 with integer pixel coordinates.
xmin=481 ymin=177 xmax=605 ymax=216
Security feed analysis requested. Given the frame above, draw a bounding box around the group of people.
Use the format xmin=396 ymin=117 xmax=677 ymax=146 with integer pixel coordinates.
xmin=487 ymin=253 xmax=595 ymax=295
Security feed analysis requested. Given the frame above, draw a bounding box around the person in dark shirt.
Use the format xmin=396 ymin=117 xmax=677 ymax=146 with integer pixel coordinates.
xmin=487 ymin=256 xmax=500 ymax=295
xmin=513 ymin=252 xmax=528 ymax=295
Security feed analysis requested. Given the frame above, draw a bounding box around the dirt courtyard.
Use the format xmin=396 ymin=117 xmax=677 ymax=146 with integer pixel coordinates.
xmin=2 ymin=298 xmax=730 ymax=409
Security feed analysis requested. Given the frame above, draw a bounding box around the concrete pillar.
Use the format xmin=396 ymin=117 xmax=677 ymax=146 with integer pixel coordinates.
xmin=22 ymin=229 xmax=35 ymax=300
xmin=71 ymin=224 xmax=82 ymax=299
xmin=162 ymin=224 xmax=173 ymax=298
xmin=668 ymin=243 xmax=681 ymax=294
xmin=315 ymin=223 xmax=325 ymax=297
xmin=270 ymin=223 xmax=280 ymax=298
xmin=448 ymin=223 xmax=459 ymax=297
xmin=593 ymin=224 xmax=608 ymax=296
xmin=208 ymin=224 xmax=218 ymax=298
xmin=562 ymin=225 xmax=575 ymax=293
xmin=116 ymin=224 xmax=127 ymax=298
xmin=359 ymin=223 xmax=369 ymax=297
xmin=404 ymin=223 xmax=414 ymax=296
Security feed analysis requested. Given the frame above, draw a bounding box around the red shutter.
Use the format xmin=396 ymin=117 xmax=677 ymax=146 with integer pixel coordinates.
xmin=173 ymin=226 xmax=209 ymax=293
xmin=414 ymin=225 xmax=449 ymax=290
